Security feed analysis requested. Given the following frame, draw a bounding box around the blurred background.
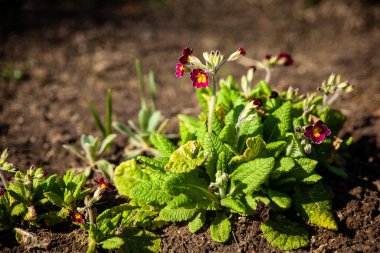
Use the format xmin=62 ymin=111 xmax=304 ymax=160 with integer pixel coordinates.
xmin=0 ymin=0 xmax=379 ymax=174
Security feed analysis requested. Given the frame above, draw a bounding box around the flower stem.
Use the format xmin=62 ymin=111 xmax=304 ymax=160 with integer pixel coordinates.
xmin=0 ymin=170 xmax=8 ymax=189
xmin=87 ymin=206 xmax=94 ymax=225
xmin=208 ymin=74 xmax=217 ymax=133
xmin=322 ymin=93 xmax=328 ymax=111
xmin=264 ymin=65 xmax=271 ymax=84
xmin=218 ymin=187 xmax=225 ymax=200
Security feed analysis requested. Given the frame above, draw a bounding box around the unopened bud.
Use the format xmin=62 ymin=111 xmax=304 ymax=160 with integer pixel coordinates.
xmin=304 ymin=144 xmax=312 ymax=154
xmin=227 ymin=48 xmax=246 ymax=62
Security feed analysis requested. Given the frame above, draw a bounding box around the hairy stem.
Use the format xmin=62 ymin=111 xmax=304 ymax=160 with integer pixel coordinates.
xmin=218 ymin=187 xmax=226 ymax=200
xmin=208 ymin=74 xmax=217 ymax=133
xmin=264 ymin=64 xmax=271 ymax=84
xmin=322 ymin=93 xmax=328 ymax=111
xmin=87 ymin=206 xmax=94 ymax=226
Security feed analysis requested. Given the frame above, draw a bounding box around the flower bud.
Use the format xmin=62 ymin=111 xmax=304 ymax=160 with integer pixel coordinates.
xmin=227 ymin=48 xmax=246 ymax=62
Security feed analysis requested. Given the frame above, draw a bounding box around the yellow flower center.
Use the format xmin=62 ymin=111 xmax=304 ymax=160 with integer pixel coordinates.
xmin=196 ymin=73 xmax=206 ymax=83
xmin=312 ymin=126 xmax=323 ymax=137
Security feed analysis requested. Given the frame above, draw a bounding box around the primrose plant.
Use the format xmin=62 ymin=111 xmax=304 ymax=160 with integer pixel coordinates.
xmin=114 ymin=47 xmax=352 ymax=251
xmin=71 ymin=177 xmax=162 ymax=253
xmin=113 ymin=59 xmax=168 ymax=159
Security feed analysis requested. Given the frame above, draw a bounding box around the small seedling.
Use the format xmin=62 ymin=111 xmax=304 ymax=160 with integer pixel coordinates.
xmin=113 ymin=59 xmax=168 ymax=159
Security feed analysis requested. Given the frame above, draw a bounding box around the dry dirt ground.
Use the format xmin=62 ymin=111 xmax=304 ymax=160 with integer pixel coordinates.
xmin=0 ymin=0 xmax=379 ymax=252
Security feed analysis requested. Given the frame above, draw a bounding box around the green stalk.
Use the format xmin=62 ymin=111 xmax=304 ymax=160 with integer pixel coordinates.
xmin=207 ymin=74 xmax=217 ymax=133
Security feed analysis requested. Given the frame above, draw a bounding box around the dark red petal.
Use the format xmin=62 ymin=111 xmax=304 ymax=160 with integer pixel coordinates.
xmin=304 ymin=126 xmax=313 ymax=138
xmin=239 ymin=48 xmax=246 ymax=56
xmin=322 ymin=125 xmax=331 ymax=136
xmin=252 ymin=98 xmax=263 ymax=107
xmin=312 ymin=133 xmax=325 ymax=144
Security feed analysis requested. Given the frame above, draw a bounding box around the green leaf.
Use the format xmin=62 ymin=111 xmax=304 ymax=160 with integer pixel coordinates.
xmin=150 ymin=133 xmax=176 ymax=157
xmin=270 ymin=157 xmax=296 ymax=179
xmin=268 ymin=188 xmax=292 ymax=209
xmin=302 ymin=174 xmax=323 ymax=184
xmin=95 ymin=160 xmax=114 ymax=180
xmin=266 ymin=141 xmax=287 ymax=157
xmin=230 ymin=157 xmax=275 ymax=195
xmin=286 ymin=158 xmax=318 ymax=180
xmin=44 ymin=192 xmax=65 ymax=207
xmin=237 ymin=112 xmax=263 ymax=153
xmin=285 ymin=133 xmax=305 ymax=158
xmin=114 ymin=160 xmax=151 ymax=198
xmin=88 ymin=101 xmax=105 ymax=137
xmin=121 ymin=229 xmax=161 ymax=253
xmin=210 ymin=212 xmax=231 ymax=243
xmin=147 ymin=111 xmax=161 ymax=133
xmin=261 ymin=216 xmax=309 ymax=250
xmin=164 ymin=173 xmax=219 ymax=210
xmin=218 ymin=123 xmax=236 ymax=146
xmin=165 ymin=141 xmax=205 ymax=173
xmin=130 ymin=181 xmax=172 ymax=205
xmin=263 ymin=101 xmax=292 ymax=142
xmin=245 ymin=194 xmax=271 ymax=210
xmin=112 ymin=122 xmax=140 ymax=142
xmin=327 ymin=165 xmax=348 ymax=179
xmin=221 ymin=197 xmax=249 ymax=215
xmin=11 ymin=203 xmax=27 ymax=216
xmin=160 ymin=205 xmax=197 ymax=222
xmin=101 ymin=237 xmax=124 ymax=250
xmin=188 ymin=211 xmax=206 ymax=233
xmin=294 ymin=183 xmax=338 ymax=230
xmin=98 ymin=134 xmax=117 ymax=155
xmin=137 ymin=156 xmax=168 ymax=170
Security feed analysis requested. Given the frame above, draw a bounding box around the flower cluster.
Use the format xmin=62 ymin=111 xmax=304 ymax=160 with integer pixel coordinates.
xmin=69 ymin=210 xmax=84 ymax=224
xmin=175 ymin=47 xmax=245 ymax=88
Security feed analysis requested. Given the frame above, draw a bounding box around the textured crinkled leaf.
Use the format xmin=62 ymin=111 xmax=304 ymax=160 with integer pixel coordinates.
xmin=100 ymin=237 xmax=124 ymax=250
xmin=294 ymin=183 xmax=337 ymax=230
xmin=218 ymin=123 xmax=236 ymax=146
xmin=114 ymin=159 xmax=151 ymax=198
xmin=302 ymin=174 xmax=323 ymax=184
xmin=149 ymin=133 xmax=176 ymax=157
xmin=224 ymin=104 xmax=244 ymax=125
xmin=221 ymin=197 xmax=249 ymax=215
xmin=130 ymin=181 xmax=172 ymax=205
xmin=230 ymin=157 xmax=275 ymax=195
xmin=44 ymin=192 xmax=65 ymax=207
xmin=266 ymin=141 xmax=287 ymax=157
xmin=179 ymin=122 xmax=196 ymax=143
xmin=285 ymin=158 xmax=318 ymax=180
xmin=285 ymin=133 xmax=305 ymax=158
xmin=272 ymin=177 xmax=297 ymax=187
xmin=216 ymin=152 xmax=228 ymax=173
xmin=263 ymin=101 xmax=292 ymax=142
xmin=237 ymin=112 xmax=263 ymax=153
xmin=137 ymin=156 xmax=168 ymax=171
xmin=270 ymin=157 xmax=296 ymax=179
xmin=210 ymin=212 xmax=231 ymax=243
xmin=165 ymin=141 xmax=205 ymax=173
xmin=268 ymin=188 xmax=292 ymax=209
xmin=121 ymin=229 xmax=161 ymax=253
xmin=164 ymin=173 xmax=219 ymax=210
xmin=261 ymin=216 xmax=309 ymax=250
xmin=159 ymin=206 xmax=197 ymax=222
xmin=188 ymin=211 xmax=206 ymax=233
xmin=212 ymin=109 xmax=224 ymax=136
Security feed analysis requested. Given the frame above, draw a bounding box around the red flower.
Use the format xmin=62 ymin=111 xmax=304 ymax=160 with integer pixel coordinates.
xmin=175 ymin=63 xmax=186 ymax=78
xmin=178 ymin=47 xmax=193 ymax=65
xmin=190 ymin=69 xmax=209 ymax=88
xmin=69 ymin=211 xmax=83 ymax=223
xmin=304 ymin=120 xmax=331 ymax=144
xmin=239 ymin=48 xmax=246 ymax=56
xmin=277 ymin=53 xmax=293 ymax=66
xmin=94 ymin=178 xmax=115 ymax=192
xmin=252 ymin=98 xmax=263 ymax=107
xmin=0 ymin=187 xmax=5 ymax=197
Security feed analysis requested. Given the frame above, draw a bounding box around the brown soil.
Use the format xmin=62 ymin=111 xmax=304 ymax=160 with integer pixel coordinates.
xmin=0 ymin=0 xmax=379 ymax=252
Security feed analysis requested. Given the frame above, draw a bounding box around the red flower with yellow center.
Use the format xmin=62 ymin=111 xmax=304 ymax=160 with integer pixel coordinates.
xmin=190 ymin=69 xmax=209 ymax=88
xmin=179 ymin=47 xmax=193 ymax=65
xmin=304 ymin=120 xmax=331 ymax=144
xmin=94 ymin=178 xmax=115 ymax=192
xmin=175 ymin=63 xmax=186 ymax=78
xmin=69 ymin=210 xmax=83 ymax=223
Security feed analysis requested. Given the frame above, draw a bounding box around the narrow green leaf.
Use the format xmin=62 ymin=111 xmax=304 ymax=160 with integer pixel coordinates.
xmin=147 ymin=111 xmax=161 ymax=133
xmin=261 ymin=216 xmax=309 ymax=250
xmin=44 ymin=192 xmax=65 ymax=207
xmin=105 ymin=88 xmax=112 ymax=136
xmin=98 ymin=134 xmax=117 ymax=155
xmin=221 ymin=197 xmax=249 ymax=215
xmin=88 ymin=101 xmax=105 ymax=137
xmin=11 ymin=203 xmax=27 ymax=216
